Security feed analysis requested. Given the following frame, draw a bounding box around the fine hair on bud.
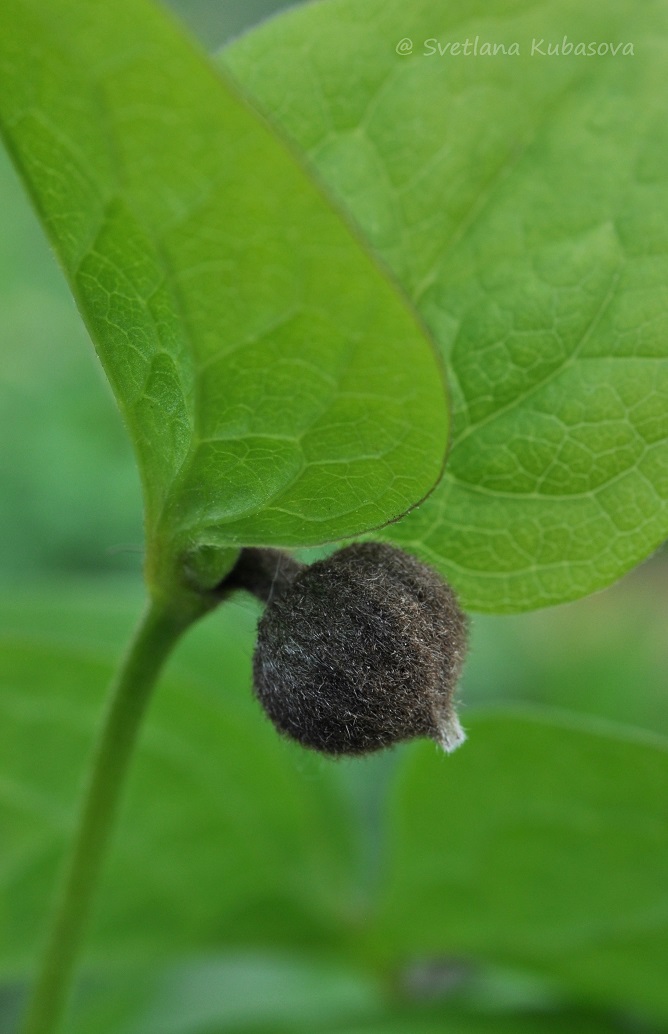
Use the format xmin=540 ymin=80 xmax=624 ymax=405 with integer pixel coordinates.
xmin=229 ymin=541 xmax=469 ymax=758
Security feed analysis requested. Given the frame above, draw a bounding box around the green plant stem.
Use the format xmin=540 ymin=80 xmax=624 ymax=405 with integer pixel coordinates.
xmin=21 ymin=595 xmax=203 ymax=1034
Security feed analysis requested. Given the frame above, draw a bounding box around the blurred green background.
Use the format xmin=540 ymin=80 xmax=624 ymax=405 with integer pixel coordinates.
xmin=2 ymin=2 xmax=668 ymax=1033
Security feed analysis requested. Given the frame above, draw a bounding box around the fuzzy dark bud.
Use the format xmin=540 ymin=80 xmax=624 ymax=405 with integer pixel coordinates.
xmin=224 ymin=542 xmax=469 ymax=757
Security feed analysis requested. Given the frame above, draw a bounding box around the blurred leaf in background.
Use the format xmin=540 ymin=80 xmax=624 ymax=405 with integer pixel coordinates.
xmin=2 ymin=585 xmax=668 ymax=1032
xmin=464 ymin=558 xmax=668 ymax=736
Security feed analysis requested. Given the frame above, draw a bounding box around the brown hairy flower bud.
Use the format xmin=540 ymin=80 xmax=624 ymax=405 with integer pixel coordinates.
xmin=222 ymin=542 xmax=469 ymax=757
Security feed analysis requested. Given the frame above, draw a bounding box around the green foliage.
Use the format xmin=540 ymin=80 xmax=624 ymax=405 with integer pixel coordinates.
xmin=464 ymin=572 xmax=668 ymax=734
xmin=0 ymin=588 xmax=353 ymax=975
xmin=1 ymin=0 xmax=668 ymax=1031
xmin=379 ymin=712 xmax=668 ymax=1018
xmin=0 ymin=0 xmax=448 ymax=599
xmin=223 ymin=0 xmax=668 ymax=611
xmin=2 ymin=586 xmax=667 ymax=1029
xmin=3 ymin=0 xmax=667 ymax=611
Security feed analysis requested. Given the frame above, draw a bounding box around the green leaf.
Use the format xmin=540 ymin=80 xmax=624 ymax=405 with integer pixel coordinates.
xmin=64 ymin=953 xmax=620 ymax=1034
xmin=306 ymin=1012 xmax=627 ymax=1034
xmin=376 ymin=710 xmax=668 ymax=1020
xmin=3 ymin=589 xmax=665 ymax=1025
xmin=223 ymin=0 xmax=668 ymax=611
xmin=0 ymin=583 xmax=355 ymax=977
xmin=0 ymin=0 xmax=448 ymax=596
xmin=117 ymin=954 xmax=383 ymax=1034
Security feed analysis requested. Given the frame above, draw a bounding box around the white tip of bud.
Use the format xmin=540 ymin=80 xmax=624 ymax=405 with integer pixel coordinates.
xmin=436 ymin=712 xmax=466 ymax=754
